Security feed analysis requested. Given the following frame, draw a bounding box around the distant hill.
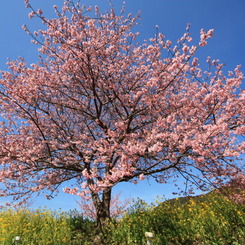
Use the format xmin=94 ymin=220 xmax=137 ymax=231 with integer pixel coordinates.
xmin=161 ymin=186 xmax=245 ymax=207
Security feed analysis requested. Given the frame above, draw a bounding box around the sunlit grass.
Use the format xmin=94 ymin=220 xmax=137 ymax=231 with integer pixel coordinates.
xmin=105 ymin=192 xmax=245 ymax=244
xmin=0 ymin=208 xmax=72 ymax=245
xmin=0 ymin=192 xmax=244 ymax=244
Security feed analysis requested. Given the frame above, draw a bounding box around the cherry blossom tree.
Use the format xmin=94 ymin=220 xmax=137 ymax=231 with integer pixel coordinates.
xmin=219 ymin=173 xmax=245 ymax=204
xmin=77 ymin=192 xmax=132 ymax=220
xmin=0 ymin=0 xmax=244 ymax=228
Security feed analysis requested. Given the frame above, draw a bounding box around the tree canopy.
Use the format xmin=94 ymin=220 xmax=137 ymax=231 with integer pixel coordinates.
xmin=0 ymin=0 xmax=244 ymax=225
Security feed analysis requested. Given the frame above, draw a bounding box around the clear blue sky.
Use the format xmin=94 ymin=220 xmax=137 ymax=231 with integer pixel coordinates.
xmin=0 ymin=0 xmax=244 ymax=211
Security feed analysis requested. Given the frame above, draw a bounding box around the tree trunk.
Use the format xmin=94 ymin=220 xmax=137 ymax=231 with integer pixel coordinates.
xmin=91 ymin=188 xmax=112 ymax=244
xmin=92 ymin=188 xmax=112 ymax=229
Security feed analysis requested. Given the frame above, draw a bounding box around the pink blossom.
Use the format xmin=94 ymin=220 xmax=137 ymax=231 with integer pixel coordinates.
xmin=139 ymin=174 xmax=145 ymax=181
xmin=0 ymin=0 xmax=243 ymax=226
xmin=21 ymin=25 xmax=27 ymax=31
xmin=28 ymin=11 xmax=35 ymax=19
xmin=207 ymin=29 xmax=214 ymax=37
xmin=37 ymin=9 xmax=43 ymax=15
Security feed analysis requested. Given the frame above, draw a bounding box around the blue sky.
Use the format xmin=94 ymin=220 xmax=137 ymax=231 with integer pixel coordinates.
xmin=0 ymin=0 xmax=244 ymax=211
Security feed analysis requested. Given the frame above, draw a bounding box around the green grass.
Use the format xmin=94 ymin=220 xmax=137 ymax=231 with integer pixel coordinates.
xmin=0 ymin=208 xmax=72 ymax=244
xmin=0 ymin=192 xmax=244 ymax=244
xmin=104 ymin=192 xmax=245 ymax=244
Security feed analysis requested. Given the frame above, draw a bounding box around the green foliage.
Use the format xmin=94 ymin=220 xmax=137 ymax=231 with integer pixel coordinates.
xmin=106 ymin=193 xmax=245 ymax=245
xmin=0 ymin=193 xmax=244 ymax=244
xmin=0 ymin=208 xmax=72 ymax=244
xmin=66 ymin=209 xmax=95 ymax=245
